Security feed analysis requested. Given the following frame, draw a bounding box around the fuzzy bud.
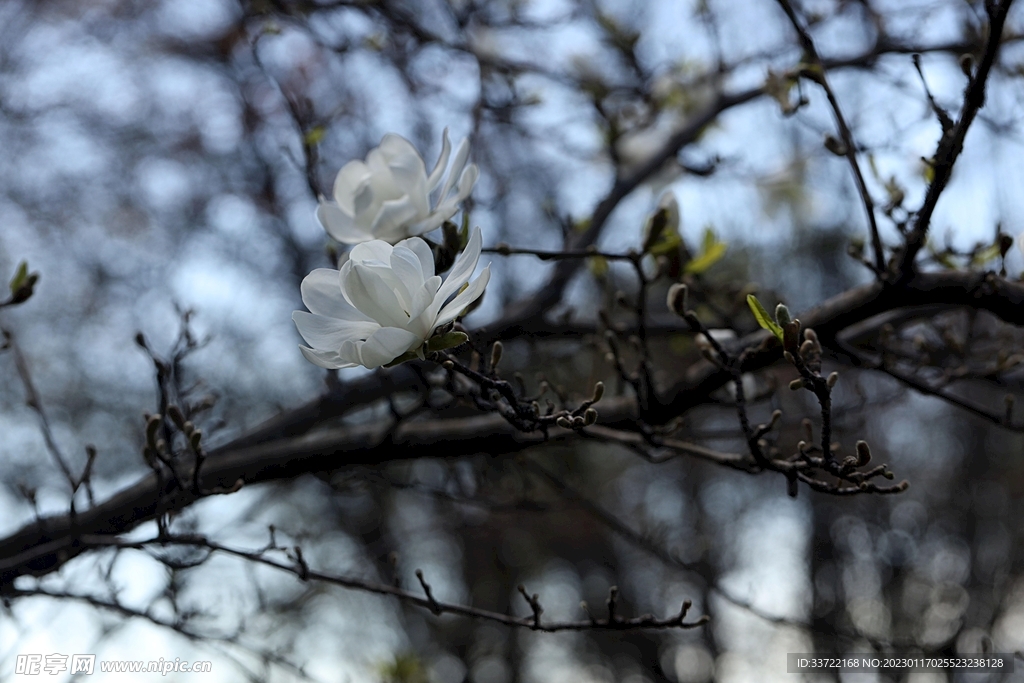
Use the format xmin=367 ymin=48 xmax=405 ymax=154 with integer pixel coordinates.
xmin=789 ymin=378 xmax=804 ymax=390
xmin=489 ymin=341 xmax=503 ymax=371
xmin=167 ymin=405 xmax=186 ymax=431
xmin=823 ymin=134 xmax=847 ymax=156
xmin=826 ymin=372 xmax=839 ymax=388
xmin=959 ymin=53 xmax=974 ymax=77
xmin=667 ymin=283 xmax=688 ymax=316
xmin=774 ymin=303 xmax=792 ymax=327
xmin=591 ymin=381 xmax=605 ymax=403
xmin=556 ymin=416 xmax=573 ymax=429
xmin=189 ymin=429 xmax=202 ymax=450
xmin=855 ymin=440 xmax=871 ymax=466
xmin=145 ymin=414 xmax=162 ymax=446
xmin=583 ymin=408 xmax=599 ymax=425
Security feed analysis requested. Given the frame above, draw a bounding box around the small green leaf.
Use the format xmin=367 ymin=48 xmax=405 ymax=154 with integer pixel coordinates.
xmin=9 ymin=261 xmax=28 ymax=295
xmin=747 ymin=294 xmax=784 ymax=341
xmin=648 ymin=231 xmax=683 ymax=257
xmin=685 ymin=241 xmax=727 ymax=274
xmin=588 ymin=255 xmax=609 ymax=277
xmin=701 ymin=226 xmax=716 ymax=253
xmin=303 ymin=127 xmax=325 ymax=146
xmin=642 ymin=207 xmax=671 ymax=253
xmin=426 ymin=331 xmax=469 ymax=353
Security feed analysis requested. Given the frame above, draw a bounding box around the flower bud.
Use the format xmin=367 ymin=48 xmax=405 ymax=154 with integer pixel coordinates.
xmin=145 ymin=414 xmax=162 ymax=446
xmin=167 ymin=405 xmax=186 ymax=431
xmin=855 ymin=440 xmax=871 ymax=466
xmin=556 ymin=416 xmax=573 ymax=429
xmin=774 ymin=303 xmax=792 ymax=327
xmin=824 ymin=134 xmax=847 ymax=156
xmin=489 ymin=341 xmax=503 ymax=371
xmin=583 ymin=408 xmax=599 ymax=425
xmin=667 ymin=283 xmax=688 ymax=317
xmin=959 ymin=53 xmax=974 ymax=77
xmin=189 ymin=429 xmax=203 ymax=450
xmin=827 ymin=372 xmax=839 ymax=388
xmin=591 ymin=381 xmax=605 ymax=403
xmin=789 ymin=378 xmax=804 ymax=390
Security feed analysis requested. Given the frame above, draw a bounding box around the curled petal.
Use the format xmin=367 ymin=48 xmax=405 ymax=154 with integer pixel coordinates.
xmin=292 ymin=311 xmax=379 ymax=350
xmin=353 ymin=327 xmax=422 ymax=368
xmin=299 ymin=345 xmax=354 ymax=369
xmin=332 ymin=160 xmax=372 ymax=214
xmin=436 ymin=225 xmax=483 ymax=304
xmin=439 ymin=136 xmax=471 ymax=202
xmin=426 ymin=128 xmax=453 ymax=192
xmin=300 ymin=270 xmax=375 ymax=322
xmin=317 ymin=202 xmax=371 ymax=244
xmin=435 ymin=265 xmax=490 ymax=329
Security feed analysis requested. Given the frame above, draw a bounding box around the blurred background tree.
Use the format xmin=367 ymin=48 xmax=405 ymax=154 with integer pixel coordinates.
xmin=1 ymin=0 xmax=1024 ymax=681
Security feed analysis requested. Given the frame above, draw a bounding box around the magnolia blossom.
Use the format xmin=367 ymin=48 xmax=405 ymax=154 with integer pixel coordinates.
xmin=293 ymin=227 xmax=490 ymax=369
xmin=317 ymin=129 xmax=479 ymax=244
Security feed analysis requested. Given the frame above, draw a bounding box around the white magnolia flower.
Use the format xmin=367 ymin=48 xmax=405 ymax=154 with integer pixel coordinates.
xmin=293 ymin=226 xmax=490 ymax=369
xmin=317 ymin=129 xmax=479 ymax=244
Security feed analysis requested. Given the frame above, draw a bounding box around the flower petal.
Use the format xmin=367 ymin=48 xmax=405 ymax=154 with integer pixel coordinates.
xmin=434 ymin=265 xmax=490 ymax=329
xmin=426 ymin=128 xmax=452 ymax=192
xmin=342 ymin=262 xmax=410 ymax=328
xmin=332 ymin=160 xmax=373 ymax=215
xmin=454 ymin=163 xmax=479 ymax=202
xmin=435 ymin=225 xmax=483 ymax=304
xmin=409 ymin=205 xmax=459 ymax=236
xmin=299 ymin=345 xmax=355 ymax=369
xmin=350 ymin=239 xmax=394 ymax=265
xmin=317 ymin=202 xmax=371 ymax=244
xmin=370 ymin=196 xmax=420 ymax=241
xmin=380 ymin=134 xmax=429 ymax=218
xmin=394 ymin=236 xmax=435 ymax=280
xmin=438 ymin=136 xmax=471 ymax=202
xmin=300 ymin=269 xmax=375 ymax=321
xmin=356 ymin=327 xmax=423 ymax=368
xmin=293 ymin=311 xmax=380 ymax=350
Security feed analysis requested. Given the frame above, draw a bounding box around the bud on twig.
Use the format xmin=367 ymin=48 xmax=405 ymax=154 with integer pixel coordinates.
xmin=824 ymin=134 xmax=847 ymax=156
xmin=855 ymin=440 xmax=871 ymax=466
xmin=167 ymin=405 xmax=186 ymax=431
xmin=959 ymin=53 xmax=974 ymax=77
xmin=774 ymin=303 xmax=791 ymax=327
xmin=583 ymin=408 xmax=599 ymax=425
xmin=489 ymin=341 xmax=503 ymax=371
xmin=827 ymin=372 xmax=839 ymax=388
xmin=667 ymin=283 xmax=688 ymax=317
xmin=591 ymin=381 xmax=605 ymax=403
xmin=145 ymin=414 xmax=162 ymax=446
xmin=556 ymin=416 xmax=573 ymax=429
xmin=789 ymin=378 xmax=804 ymax=391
